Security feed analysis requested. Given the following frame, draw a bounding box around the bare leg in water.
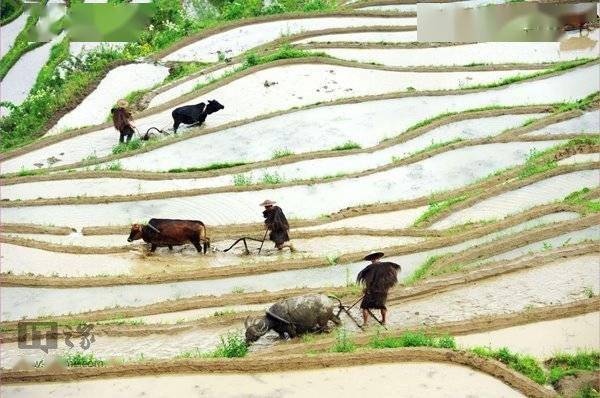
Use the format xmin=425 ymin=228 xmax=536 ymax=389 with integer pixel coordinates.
xmin=381 ymin=308 xmax=387 ymax=325
xmin=362 ymin=308 xmax=388 ymax=326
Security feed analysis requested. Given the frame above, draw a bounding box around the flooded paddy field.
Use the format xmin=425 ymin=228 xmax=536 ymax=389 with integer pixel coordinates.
xmin=2 ymin=5 xmax=598 ymax=395
xmin=1 ymin=142 xmax=567 ymax=228
xmin=0 ymin=362 xmax=527 ymax=398
xmin=0 ymin=211 xmax=587 ymax=320
xmin=3 ymin=63 xmax=597 ymax=174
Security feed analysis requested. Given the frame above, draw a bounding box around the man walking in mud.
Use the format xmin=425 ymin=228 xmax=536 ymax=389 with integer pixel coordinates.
xmin=356 ymin=252 xmax=401 ymax=326
xmin=261 ymin=199 xmax=294 ymax=252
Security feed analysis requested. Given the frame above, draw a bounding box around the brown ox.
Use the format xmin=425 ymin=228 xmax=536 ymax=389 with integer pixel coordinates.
xmin=127 ymin=218 xmax=210 ymax=254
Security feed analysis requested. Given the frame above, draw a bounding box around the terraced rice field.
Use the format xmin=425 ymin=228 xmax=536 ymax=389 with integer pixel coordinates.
xmin=0 ymin=1 xmax=598 ymax=397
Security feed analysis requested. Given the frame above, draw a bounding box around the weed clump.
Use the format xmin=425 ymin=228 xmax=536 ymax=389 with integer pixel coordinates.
xmin=369 ymin=331 xmax=457 ymax=350
xmin=112 ymin=139 xmax=143 ymax=155
xmin=168 ymin=162 xmax=247 ymax=173
xmin=331 ymin=328 xmax=356 ymax=353
xmin=332 ymin=141 xmax=361 ymax=151
xmin=470 ymin=346 xmax=547 ymax=384
xmin=272 ymin=148 xmax=294 ymax=159
xmin=211 ymin=331 xmax=249 ymax=358
xmin=413 ymin=195 xmax=468 ymax=226
xmin=404 ymin=255 xmax=441 ymax=285
xmin=233 ymin=174 xmax=252 ymax=186
xmin=546 ymin=351 xmax=599 ymax=384
xmin=59 ymin=352 xmax=105 ymax=367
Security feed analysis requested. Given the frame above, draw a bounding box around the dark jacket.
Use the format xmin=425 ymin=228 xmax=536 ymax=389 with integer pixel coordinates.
xmin=111 ymin=107 xmax=133 ymax=133
xmin=357 ymin=261 xmax=401 ymax=309
xmin=263 ymin=206 xmax=290 ymax=245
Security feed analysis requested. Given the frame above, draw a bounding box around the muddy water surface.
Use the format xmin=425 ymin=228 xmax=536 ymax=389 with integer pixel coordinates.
xmin=1 ymin=142 xmax=564 ymax=228
xmin=457 ymin=312 xmax=600 ymax=358
xmin=0 ymin=211 xmax=581 ymax=320
xmin=385 ymin=255 xmax=599 ymax=329
xmin=431 ymin=170 xmax=599 ymax=229
xmin=3 ymin=63 xmax=596 ymax=175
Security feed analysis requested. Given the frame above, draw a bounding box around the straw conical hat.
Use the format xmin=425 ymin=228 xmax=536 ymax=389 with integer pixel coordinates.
xmin=363 ymin=251 xmax=384 ymax=261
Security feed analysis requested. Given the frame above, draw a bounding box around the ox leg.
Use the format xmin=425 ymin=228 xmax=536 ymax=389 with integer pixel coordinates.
xmin=173 ymin=120 xmax=181 ymax=134
xmin=191 ymin=239 xmax=202 ymax=253
xmin=150 ymin=244 xmax=157 ymax=252
xmin=331 ymin=314 xmax=342 ymax=326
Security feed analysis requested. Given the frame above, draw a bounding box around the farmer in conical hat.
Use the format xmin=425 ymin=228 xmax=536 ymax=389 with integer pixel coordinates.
xmin=260 ymin=200 xmax=294 ymax=252
xmin=356 ymin=251 xmax=401 ymax=326
xmin=111 ymin=99 xmax=136 ymax=144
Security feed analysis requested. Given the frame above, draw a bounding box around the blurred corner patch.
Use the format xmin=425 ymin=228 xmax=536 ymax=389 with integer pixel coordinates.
xmin=67 ymin=3 xmax=154 ymax=42
xmin=417 ymin=2 xmax=599 ymax=42
xmin=28 ymin=3 xmax=155 ymax=42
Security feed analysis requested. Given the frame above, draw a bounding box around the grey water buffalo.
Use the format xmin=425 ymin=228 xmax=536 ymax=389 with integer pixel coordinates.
xmin=127 ymin=218 xmax=210 ymax=253
xmin=245 ymin=294 xmax=342 ymax=343
xmin=171 ymin=99 xmax=224 ymax=133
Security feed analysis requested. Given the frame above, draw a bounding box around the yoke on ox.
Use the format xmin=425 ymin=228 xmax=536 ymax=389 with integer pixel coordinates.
xmin=127 ymin=218 xmax=210 ymax=254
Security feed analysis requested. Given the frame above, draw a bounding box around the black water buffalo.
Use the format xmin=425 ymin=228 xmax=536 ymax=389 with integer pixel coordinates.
xmin=245 ymin=294 xmax=342 ymax=343
xmin=171 ymin=99 xmax=224 ymax=133
xmin=127 ymin=218 xmax=210 ymax=253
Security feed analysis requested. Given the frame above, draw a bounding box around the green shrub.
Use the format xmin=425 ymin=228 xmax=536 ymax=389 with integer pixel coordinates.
xmin=233 ymin=174 xmax=252 ymax=186
xmin=59 ymin=352 xmax=105 ymax=367
xmin=1 ymin=0 xmax=24 ymax=25
xmin=331 ymin=328 xmax=356 ymax=353
xmin=272 ymin=148 xmax=293 ymax=159
xmin=0 ymin=0 xmax=47 ymax=80
xmin=413 ymin=195 xmax=467 ymax=226
xmin=332 ymin=141 xmax=361 ymax=151
xmin=105 ymin=161 xmax=122 ymax=171
xmin=1 ymin=37 xmax=122 ymax=151
xmin=369 ymin=331 xmax=457 ymax=350
xmin=261 ymin=172 xmax=284 ymax=185
xmin=404 ymin=256 xmax=441 ymax=285
xmin=574 ymin=386 xmax=600 ymax=398
xmin=211 ymin=331 xmax=249 ymax=358
xmin=546 ymin=351 xmax=599 ymax=384
xmin=112 ymin=138 xmax=143 ymax=154
xmin=1 ymin=0 xmax=337 ymax=153
xmin=470 ymin=346 xmax=547 ymax=384
xmin=555 ymin=92 xmax=599 ymax=113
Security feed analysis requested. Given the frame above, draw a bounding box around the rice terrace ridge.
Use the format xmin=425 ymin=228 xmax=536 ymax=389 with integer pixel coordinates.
xmin=0 ymin=0 xmax=598 ymax=396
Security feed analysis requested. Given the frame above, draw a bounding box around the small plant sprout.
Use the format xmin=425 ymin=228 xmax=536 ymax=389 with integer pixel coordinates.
xmin=326 ymin=255 xmax=339 ymax=266
xmin=231 ymin=286 xmax=245 ymax=294
xmin=272 ymin=148 xmax=293 ymax=159
xmin=583 ymin=287 xmax=595 ymax=298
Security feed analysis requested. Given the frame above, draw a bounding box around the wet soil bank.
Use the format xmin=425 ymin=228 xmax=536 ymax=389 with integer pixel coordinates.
xmin=0 ymin=348 xmax=555 ymax=398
